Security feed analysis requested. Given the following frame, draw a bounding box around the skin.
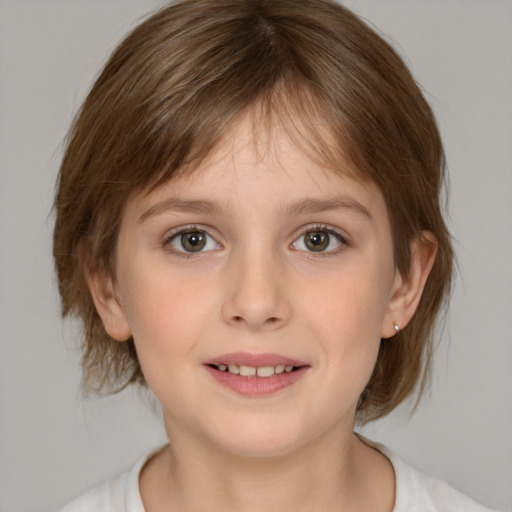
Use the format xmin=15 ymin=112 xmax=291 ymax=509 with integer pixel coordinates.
xmin=88 ymin=113 xmax=437 ymax=511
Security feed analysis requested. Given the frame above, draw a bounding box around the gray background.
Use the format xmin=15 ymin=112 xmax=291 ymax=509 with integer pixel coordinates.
xmin=0 ymin=1 xmax=511 ymax=511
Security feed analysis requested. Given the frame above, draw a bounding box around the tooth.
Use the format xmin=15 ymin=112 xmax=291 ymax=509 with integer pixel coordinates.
xmin=257 ymin=366 xmax=275 ymax=377
xmin=284 ymin=365 xmax=293 ymax=372
xmin=239 ymin=365 xmax=257 ymax=377
xmin=218 ymin=364 xmax=227 ymax=371
xmin=228 ymin=364 xmax=240 ymax=375
xmin=275 ymin=365 xmax=285 ymax=374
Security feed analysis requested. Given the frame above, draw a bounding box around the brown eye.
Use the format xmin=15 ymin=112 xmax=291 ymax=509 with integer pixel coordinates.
xmin=293 ymin=228 xmax=344 ymax=253
xmin=181 ymin=231 xmax=206 ymax=252
xmin=304 ymin=231 xmax=330 ymax=252
xmin=169 ymin=229 xmax=218 ymax=253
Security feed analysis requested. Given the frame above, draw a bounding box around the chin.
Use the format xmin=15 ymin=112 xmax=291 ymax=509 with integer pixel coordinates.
xmin=199 ymin=415 xmax=306 ymax=459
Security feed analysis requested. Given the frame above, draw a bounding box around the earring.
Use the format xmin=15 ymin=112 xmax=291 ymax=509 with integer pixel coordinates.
xmin=393 ymin=321 xmax=400 ymax=334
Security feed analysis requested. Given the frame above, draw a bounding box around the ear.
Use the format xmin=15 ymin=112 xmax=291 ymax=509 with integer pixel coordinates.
xmin=381 ymin=231 xmax=438 ymax=338
xmin=86 ymin=268 xmax=132 ymax=342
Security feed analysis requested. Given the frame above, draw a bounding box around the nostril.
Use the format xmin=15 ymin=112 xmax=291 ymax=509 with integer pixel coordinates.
xmin=231 ymin=315 xmax=279 ymax=324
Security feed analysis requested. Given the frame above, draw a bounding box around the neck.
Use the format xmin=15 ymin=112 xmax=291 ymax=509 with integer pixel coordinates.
xmin=139 ymin=425 xmax=395 ymax=512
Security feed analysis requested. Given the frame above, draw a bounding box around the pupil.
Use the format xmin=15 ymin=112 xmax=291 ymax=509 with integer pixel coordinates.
xmin=306 ymin=231 xmax=329 ymax=251
xmin=182 ymin=231 xmax=206 ymax=252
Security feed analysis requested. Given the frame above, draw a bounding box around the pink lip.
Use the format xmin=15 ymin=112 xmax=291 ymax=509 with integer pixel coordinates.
xmin=203 ymin=352 xmax=310 ymax=397
xmin=204 ymin=352 xmax=307 ymax=367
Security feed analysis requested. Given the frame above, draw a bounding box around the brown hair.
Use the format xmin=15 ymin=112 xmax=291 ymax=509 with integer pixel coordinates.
xmin=53 ymin=0 xmax=453 ymax=422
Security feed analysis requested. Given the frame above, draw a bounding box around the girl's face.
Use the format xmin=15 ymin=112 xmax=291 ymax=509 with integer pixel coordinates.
xmin=95 ymin=115 xmax=406 ymax=458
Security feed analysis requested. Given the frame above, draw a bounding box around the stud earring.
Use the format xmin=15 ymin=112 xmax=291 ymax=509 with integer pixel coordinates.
xmin=393 ymin=321 xmax=400 ymax=334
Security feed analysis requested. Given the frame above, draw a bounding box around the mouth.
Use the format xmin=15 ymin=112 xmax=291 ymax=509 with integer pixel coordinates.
xmin=204 ymin=353 xmax=309 ymax=396
xmin=207 ymin=363 xmax=301 ymax=377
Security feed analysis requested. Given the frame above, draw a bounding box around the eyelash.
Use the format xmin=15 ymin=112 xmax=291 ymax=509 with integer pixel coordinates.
xmin=163 ymin=223 xmax=349 ymax=258
xmin=163 ymin=224 xmax=220 ymax=259
xmin=293 ymin=224 xmax=349 ymax=256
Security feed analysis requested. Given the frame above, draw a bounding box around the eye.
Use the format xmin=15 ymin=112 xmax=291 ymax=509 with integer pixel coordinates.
xmin=292 ymin=227 xmax=345 ymax=253
xmin=168 ymin=228 xmax=219 ymax=253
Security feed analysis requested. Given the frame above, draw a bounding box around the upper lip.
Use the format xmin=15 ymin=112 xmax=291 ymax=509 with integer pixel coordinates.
xmin=204 ymin=352 xmax=308 ymax=367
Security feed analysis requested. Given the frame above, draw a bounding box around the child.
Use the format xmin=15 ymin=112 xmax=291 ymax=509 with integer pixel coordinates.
xmin=53 ymin=1 xmax=500 ymax=510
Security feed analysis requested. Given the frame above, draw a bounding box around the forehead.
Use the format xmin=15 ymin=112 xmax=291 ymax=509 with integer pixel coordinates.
xmin=148 ymin=106 xmax=369 ymax=198
xmin=127 ymin=111 xmax=386 ymax=227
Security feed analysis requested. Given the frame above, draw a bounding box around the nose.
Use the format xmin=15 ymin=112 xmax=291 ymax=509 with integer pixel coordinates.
xmin=221 ymin=246 xmax=292 ymax=331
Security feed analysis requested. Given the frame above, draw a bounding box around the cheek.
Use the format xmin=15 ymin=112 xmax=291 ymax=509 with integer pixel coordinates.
xmin=120 ymin=256 xmax=211 ymax=327
xmin=303 ymin=262 xmax=392 ymax=377
xmin=310 ymin=271 xmax=390 ymax=338
xmin=117 ymin=262 xmax=226 ymax=397
xmin=119 ymin=272 xmax=206 ymax=404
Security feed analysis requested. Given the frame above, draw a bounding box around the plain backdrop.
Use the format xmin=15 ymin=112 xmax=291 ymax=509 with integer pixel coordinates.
xmin=0 ymin=1 xmax=511 ymax=511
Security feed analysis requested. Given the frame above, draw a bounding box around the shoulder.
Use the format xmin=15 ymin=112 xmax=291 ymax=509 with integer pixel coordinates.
xmin=58 ymin=473 xmax=128 ymax=512
xmin=57 ymin=450 xmax=151 ymax=512
xmin=360 ymin=436 xmax=501 ymax=512
xmin=393 ymin=454 xmax=503 ymax=511
xmin=389 ymin=449 xmax=498 ymax=512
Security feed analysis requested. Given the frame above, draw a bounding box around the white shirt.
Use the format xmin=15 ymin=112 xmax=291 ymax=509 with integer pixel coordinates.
xmin=59 ymin=441 xmax=500 ymax=512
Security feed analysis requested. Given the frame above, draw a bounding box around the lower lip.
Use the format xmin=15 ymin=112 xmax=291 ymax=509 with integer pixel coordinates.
xmin=204 ymin=365 xmax=309 ymax=396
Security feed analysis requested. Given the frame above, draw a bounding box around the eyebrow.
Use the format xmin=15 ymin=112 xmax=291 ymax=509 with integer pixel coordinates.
xmin=139 ymin=195 xmax=373 ymax=223
xmin=283 ymin=197 xmax=373 ymax=221
xmin=139 ymin=198 xmax=230 ymax=223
